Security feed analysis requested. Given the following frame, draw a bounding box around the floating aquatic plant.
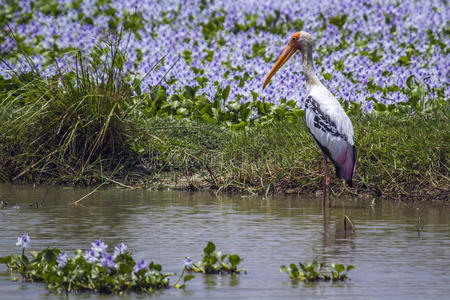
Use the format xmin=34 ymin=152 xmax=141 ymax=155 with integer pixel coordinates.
xmin=280 ymin=259 xmax=354 ymax=282
xmin=186 ymin=241 xmax=246 ymax=274
xmin=0 ymin=235 xmax=193 ymax=294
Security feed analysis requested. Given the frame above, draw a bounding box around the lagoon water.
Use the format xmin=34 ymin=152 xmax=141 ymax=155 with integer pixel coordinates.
xmin=0 ymin=184 xmax=449 ymax=299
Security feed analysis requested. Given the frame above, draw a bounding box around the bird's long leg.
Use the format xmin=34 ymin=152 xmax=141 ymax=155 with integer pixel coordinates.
xmin=322 ymin=152 xmax=331 ymax=207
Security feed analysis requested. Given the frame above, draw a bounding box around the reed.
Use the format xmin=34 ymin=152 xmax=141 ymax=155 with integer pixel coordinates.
xmin=0 ymin=30 xmax=141 ymax=184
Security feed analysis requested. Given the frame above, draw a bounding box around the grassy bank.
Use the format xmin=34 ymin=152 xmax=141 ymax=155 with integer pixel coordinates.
xmin=0 ymin=74 xmax=448 ymax=201
xmin=133 ymin=112 xmax=449 ymax=201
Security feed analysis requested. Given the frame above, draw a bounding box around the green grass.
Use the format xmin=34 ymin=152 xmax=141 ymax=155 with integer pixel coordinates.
xmin=355 ymin=112 xmax=449 ymax=199
xmin=131 ymin=111 xmax=449 ymax=200
xmin=0 ymin=33 xmax=138 ymax=185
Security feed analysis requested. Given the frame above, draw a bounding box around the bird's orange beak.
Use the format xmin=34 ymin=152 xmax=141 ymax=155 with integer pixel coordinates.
xmin=262 ymin=43 xmax=297 ymax=89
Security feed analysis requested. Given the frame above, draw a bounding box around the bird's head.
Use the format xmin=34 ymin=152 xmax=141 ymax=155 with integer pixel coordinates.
xmin=262 ymin=31 xmax=312 ymax=89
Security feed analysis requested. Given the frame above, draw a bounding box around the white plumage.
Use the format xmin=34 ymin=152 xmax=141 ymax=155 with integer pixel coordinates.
xmin=307 ymin=85 xmax=354 ymax=145
xmin=305 ymin=84 xmax=356 ymax=186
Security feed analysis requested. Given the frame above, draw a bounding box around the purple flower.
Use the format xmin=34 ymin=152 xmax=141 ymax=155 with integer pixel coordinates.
xmin=16 ymin=233 xmax=31 ymax=249
xmin=0 ymin=0 xmax=447 ymax=113
xmin=113 ymin=243 xmax=127 ymax=258
xmin=91 ymin=239 xmax=108 ymax=254
xmin=84 ymin=249 xmax=99 ymax=263
xmin=184 ymin=257 xmax=193 ymax=270
xmin=100 ymin=253 xmax=116 ymax=271
xmin=57 ymin=251 xmax=68 ymax=268
xmin=133 ymin=259 xmax=148 ymax=274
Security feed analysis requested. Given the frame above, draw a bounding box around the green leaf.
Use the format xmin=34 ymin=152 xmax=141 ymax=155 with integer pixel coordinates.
xmin=184 ymin=274 xmax=195 ymax=282
xmin=298 ymin=262 xmax=306 ymax=272
xmin=43 ymin=248 xmax=59 ymax=263
xmin=190 ymin=66 xmax=205 ymax=75
xmin=222 ymin=85 xmax=231 ymax=101
xmin=290 ymin=264 xmax=299 ymax=278
xmin=398 ymin=55 xmax=410 ymax=66
xmin=202 ymin=49 xmax=214 ymax=62
xmin=0 ymin=256 xmax=11 ymax=264
xmin=280 ymin=265 xmax=289 ymax=274
xmin=331 ymin=263 xmax=345 ymax=273
xmin=334 ymin=59 xmax=344 ymax=71
xmin=204 ymin=241 xmax=216 ymax=254
xmin=182 ymin=50 xmax=193 ymax=65
xmin=329 ymin=14 xmax=347 ymax=30
xmin=323 ymin=73 xmax=332 ymax=80
xmin=374 ymin=103 xmax=386 ymax=111
xmin=250 ymin=90 xmax=259 ymax=102
xmin=151 ymin=85 xmax=168 ymax=103
xmin=286 ymin=100 xmax=297 ymax=108
xmin=228 ymin=254 xmax=241 ymax=267
xmin=406 ymin=75 xmax=417 ymax=89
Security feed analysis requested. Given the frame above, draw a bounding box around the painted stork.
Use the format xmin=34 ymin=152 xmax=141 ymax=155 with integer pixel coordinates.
xmin=263 ymin=31 xmax=357 ymax=207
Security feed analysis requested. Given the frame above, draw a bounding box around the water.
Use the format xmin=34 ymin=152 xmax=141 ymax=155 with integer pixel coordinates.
xmin=0 ymin=184 xmax=448 ymax=299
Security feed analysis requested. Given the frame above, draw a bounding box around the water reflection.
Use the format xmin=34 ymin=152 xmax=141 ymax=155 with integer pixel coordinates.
xmin=0 ymin=184 xmax=449 ymax=299
xmin=318 ymin=204 xmax=357 ymax=264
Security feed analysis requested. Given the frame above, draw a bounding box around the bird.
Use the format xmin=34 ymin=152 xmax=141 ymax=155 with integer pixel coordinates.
xmin=263 ymin=31 xmax=357 ymax=207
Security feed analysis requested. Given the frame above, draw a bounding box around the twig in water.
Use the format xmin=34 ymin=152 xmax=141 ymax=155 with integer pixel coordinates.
xmin=265 ymin=183 xmax=271 ymax=198
xmin=344 ymin=215 xmax=355 ymax=232
xmin=72 ymin=182 xmax=107 ymax=205
xmin=416 ymin=216 xmax=424 ymax=238
xmin=101 ymin=175 xmax=134 ymax=189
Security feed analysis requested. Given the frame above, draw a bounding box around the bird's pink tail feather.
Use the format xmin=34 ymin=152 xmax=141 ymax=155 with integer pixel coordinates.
xmin=335 ymin=143 xmax=356 ymax=183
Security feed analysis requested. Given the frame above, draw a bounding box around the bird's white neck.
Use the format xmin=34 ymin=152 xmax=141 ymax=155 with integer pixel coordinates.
xmin=301 ymin=43 xmax=321 ymax=93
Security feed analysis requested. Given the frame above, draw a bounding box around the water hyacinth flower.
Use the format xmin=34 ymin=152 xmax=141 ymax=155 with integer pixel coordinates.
xmin=57 ymin=251 xmax=68 ymax=268
xmin=91 ymin=239 xmax=108 ymax=254
xmin=184 ymin=257 xmax=193 ymax=270
xmin=16 ymin=233 xmax=31 ymax=249
xmin=100 ymin=253 xmax=116 ymax=271
xmin=84 ymin=248 xmax=100 ymax=263
xmin=113 ymin=243 xmax=127 ymax=258
xmin=133 ymin=259 xmax=148 ymax=274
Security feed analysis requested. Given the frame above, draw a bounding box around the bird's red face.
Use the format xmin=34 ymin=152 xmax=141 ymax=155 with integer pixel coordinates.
xmin=263 ymin=32 xmax=301 ymax=89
